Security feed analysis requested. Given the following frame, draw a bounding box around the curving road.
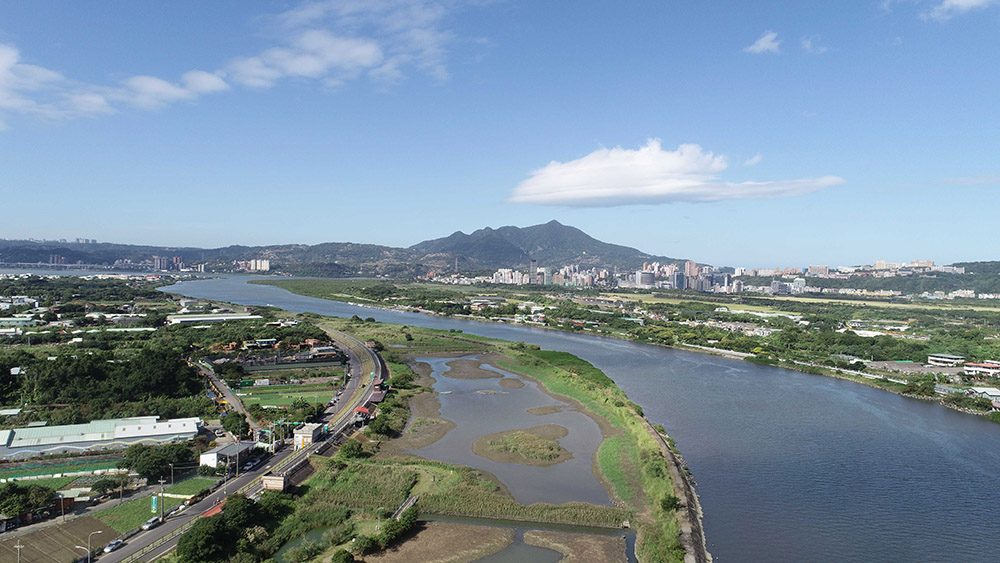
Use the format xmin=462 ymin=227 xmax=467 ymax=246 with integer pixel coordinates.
xmin=98 ymin=327 xmax=382 ymax=563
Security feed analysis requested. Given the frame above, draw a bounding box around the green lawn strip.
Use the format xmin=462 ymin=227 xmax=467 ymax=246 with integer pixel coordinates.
xmin=0 ymin=459 xmax=121 ymax=480
xmin=165 ymin=477 xmax=217 ymax=496
xmin=96 ymin=494 xmax=184 ymax=533
xmin=597 ymin=437 xmax=636 ymax=502
xmin=8 ymin=475 xmax=80 ymax=490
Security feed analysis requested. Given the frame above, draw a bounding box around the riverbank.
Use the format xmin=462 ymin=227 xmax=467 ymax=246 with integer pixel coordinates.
xmin=310 ymin=316 xmax=706 ymax=562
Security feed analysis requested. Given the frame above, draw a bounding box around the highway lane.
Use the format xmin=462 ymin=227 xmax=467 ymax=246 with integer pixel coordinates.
xmin=98 ymin=327 xmax=382 ymax=563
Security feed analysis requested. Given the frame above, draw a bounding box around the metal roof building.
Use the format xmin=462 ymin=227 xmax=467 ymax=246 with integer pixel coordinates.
xmin=0 ymin=416 xmax=201 ymax=460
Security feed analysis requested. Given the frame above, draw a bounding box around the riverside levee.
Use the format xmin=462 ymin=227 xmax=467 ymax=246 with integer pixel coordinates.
xmin=163 ymin=275 xmax=1000 ymax=562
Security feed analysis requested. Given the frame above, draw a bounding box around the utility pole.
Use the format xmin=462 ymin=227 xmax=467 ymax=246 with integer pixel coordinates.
xmin=158 ymin=478 xmax=166 ymax=520
xmin=169 ymin=463 xmax=174 ymax=486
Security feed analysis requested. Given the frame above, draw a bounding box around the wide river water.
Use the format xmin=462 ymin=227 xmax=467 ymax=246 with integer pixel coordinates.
xmin=157 ymin=275 xmax=1000 ymax=562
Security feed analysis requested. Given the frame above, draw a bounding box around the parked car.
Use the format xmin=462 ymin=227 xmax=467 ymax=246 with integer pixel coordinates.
xmin=103 ymin=539 xmax=125 ymax=553
xmin=141 ymin=517 xmax=161 ymax=530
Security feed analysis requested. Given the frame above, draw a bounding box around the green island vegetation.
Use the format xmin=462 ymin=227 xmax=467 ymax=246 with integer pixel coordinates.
xmin=263 ymin=278 xmax=1000 ymax=423
xmin=473 ymin=425 xmax=572 ymax=466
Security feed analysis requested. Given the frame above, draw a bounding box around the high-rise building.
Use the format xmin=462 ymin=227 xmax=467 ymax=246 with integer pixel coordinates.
xmin=152 ymin=255 xmax=170 ymax=270
xmin=670 ymin=272 xmax=685 ymax=290
xmin=529 ymin=260 xmax=537 ymax=284
xmin=684 ymin=260 xmax=699 ymax=277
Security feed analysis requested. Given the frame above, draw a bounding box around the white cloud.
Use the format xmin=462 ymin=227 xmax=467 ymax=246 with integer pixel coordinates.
xmin=1 ymin=1 xmax=468 ymax=129
xmin=801 ymin=36 xmax=829 ymax=54
xmin=744 ymin=30 xmax=781 ymax=54
xmin=744 ymin=153 xmax=763 ymax=166
xmin=227 ymin=30 xmax=383 ymax=88
xmin=923 ymin=0 xmax=996 ymax=20
xmin=119 ymin=71 xmax=229 ymax=109
xmin=509 ymin=139 xmax=843 ymax=207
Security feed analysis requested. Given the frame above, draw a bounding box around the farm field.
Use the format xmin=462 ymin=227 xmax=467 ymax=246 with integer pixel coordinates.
xmin=165 ymin=476 xmax=217 ymax=496
xmin=96 ymin=491 xmax=184 ymax=533
xmin=0 ymin=458 xmax=122 ymax=480
xmin=239 ymin=383 xmax=338 ymax=408
xmin=0 ymin=516 xmax=116 ymax=562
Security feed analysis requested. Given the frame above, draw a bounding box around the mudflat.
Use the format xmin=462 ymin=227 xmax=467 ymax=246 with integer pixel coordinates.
xmin=498 ymin=377 xmax=525 ymax=388
xmin=441 ymin=359 xmax=503 ymax=379
xmin=360 ymin=522 xmax=514 ymax=563
xmin=523 ymin=529 xmax=627 ymax=563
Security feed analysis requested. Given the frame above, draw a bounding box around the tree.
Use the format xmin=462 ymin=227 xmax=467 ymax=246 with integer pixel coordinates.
xmin=222 ymin=494 xmax=260 ymax=530
xmin=330 ymin=549 xmax=355 ymax=563
xmin=338 ymin=439 xmax=363 ymax=459
xmin=120 ymin=443 xmax=194 ymax=481
xmin=176 ymin=515 xmax=234 ymax=563
xmin=222 ymin=412 xmax=250 ymax=438
xmin=90 ymin=478 xmax=118 ymax=495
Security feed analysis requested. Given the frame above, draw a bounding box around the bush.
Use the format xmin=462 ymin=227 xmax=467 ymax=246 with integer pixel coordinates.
xmin=660 ymin=494 xmax=680 ymax=512
xmin=331 ymin=549 xmax=356 ymax=563
xmin=338 ymin=439 xmax=363 ymax=459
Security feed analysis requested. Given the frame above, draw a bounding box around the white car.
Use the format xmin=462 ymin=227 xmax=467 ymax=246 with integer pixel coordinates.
xmin=141 ymin=517 xmax=161 ymax=531
xmin=103 ymin=539 xmax=125 ymax=553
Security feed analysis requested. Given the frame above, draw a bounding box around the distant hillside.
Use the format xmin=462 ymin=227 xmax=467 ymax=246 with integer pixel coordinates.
xmin=410 ymin=220 xmax=685 ymax=270
xmin=0 ymin=221 xmax=687 ymax=276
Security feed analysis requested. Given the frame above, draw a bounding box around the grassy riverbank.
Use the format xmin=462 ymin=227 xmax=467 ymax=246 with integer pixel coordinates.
xmin=307 ymin=315 xmax=696 ymax=562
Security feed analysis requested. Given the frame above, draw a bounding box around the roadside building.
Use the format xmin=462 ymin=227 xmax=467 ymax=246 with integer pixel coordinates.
xmin=964 ymin=362 xmax=1000 ymax=377
xmin=927 ymin=354 xmax=966 ymax=367
xmin=0 ymin=416 xmax=200 ymax=460
xmin=166 ymin=313 xmax=263 ymax=325
xmin=293 ymin=423 xmax=323 ymax=449
xmin=199 ymin=441 xmax=256 ymax=468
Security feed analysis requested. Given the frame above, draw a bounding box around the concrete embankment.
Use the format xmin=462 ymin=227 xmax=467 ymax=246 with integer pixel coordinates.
xmin=643 ymin=422 xmax=712 ymax=563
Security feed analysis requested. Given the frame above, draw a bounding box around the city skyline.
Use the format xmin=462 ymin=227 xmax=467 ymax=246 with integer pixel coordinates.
xmin=2 ymin=1 xmax=999 ymax=266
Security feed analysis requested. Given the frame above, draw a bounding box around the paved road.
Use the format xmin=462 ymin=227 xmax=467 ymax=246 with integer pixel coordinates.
xmin=97 ymin=327 xmax=383 ymax=563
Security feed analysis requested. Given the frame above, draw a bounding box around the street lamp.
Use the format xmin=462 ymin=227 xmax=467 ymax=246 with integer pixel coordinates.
xmin=87 ymin=530 xmax=103 ymax=559
xmin=13 ymin=541 xmax=25 ymax=563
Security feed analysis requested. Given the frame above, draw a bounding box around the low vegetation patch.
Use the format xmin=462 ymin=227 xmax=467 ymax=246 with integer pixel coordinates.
xmin=472 ymin=425 xmax=572 ymax=466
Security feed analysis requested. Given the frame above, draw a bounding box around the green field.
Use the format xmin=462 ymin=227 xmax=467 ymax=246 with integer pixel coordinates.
xmin=240 ymin=383 xmax=337 ymax=407
xmin=165 ymin=476 xmax=217 ymax=496
xmin=96 ymin=493 xmax=184 ymax=533
xmin=12 ymin=475 xmax=82 ymax=490
xmin=0 ymin=458 xmax=123 ymax=480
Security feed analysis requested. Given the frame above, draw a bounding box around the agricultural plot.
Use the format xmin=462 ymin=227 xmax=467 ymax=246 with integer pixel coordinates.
xmin=0 ymin=516 xmax=116 ymax=562
xmin=240 ymin=383 xmax=338 ymax=407
xmin=0 ymin=458 xmax=122 ymax=480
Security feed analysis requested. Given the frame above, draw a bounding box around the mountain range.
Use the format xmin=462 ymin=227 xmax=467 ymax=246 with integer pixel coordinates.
xmin=0 ymin=221 xmax=687 ymax=277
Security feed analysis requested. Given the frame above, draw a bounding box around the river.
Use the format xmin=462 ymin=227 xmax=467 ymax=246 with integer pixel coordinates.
xmin=159 ymin=275 xmax=1000 ymax=562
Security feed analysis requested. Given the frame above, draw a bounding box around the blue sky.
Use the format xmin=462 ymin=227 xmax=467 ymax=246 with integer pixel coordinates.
xmin=1 ymin=1 xmax=998 ymax=268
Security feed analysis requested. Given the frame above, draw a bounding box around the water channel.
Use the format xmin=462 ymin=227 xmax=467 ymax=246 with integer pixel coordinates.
xmin=156 ymin=275 xmax=1000 ymax=562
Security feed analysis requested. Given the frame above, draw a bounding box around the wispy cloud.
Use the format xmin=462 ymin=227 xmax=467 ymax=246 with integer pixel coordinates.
xmin=744 ymin=31 xmax=781 ymax=54
xmin=0 ymin=0 xmax=466 ymax=129
xmin=923 ymin=0 xmax=997 ymax=20
xmin=508 ymin=139 xmax=843 ymax=207
xmin=941 ymin=174 xmax=1000 ymax=184
xmin=801 ymin=36 xmax=829 ymax=54
xmin=744 ymin=153 xmax=763 ymax=166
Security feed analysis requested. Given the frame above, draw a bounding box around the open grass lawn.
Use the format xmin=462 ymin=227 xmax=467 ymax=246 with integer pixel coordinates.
xmin=0 ymin=458 xmax=122 ymax=480
xmin=96 ymin=493 xmax=184 ymax=533
xmin=165 ymin=476 xmax=217 ymax=496
xmin=240 ymin=383 xmax=337 ymax=407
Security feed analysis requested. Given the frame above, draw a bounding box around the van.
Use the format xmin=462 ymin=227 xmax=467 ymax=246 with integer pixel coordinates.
xmin=141 ymin=517 xmax=161 ymax=531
